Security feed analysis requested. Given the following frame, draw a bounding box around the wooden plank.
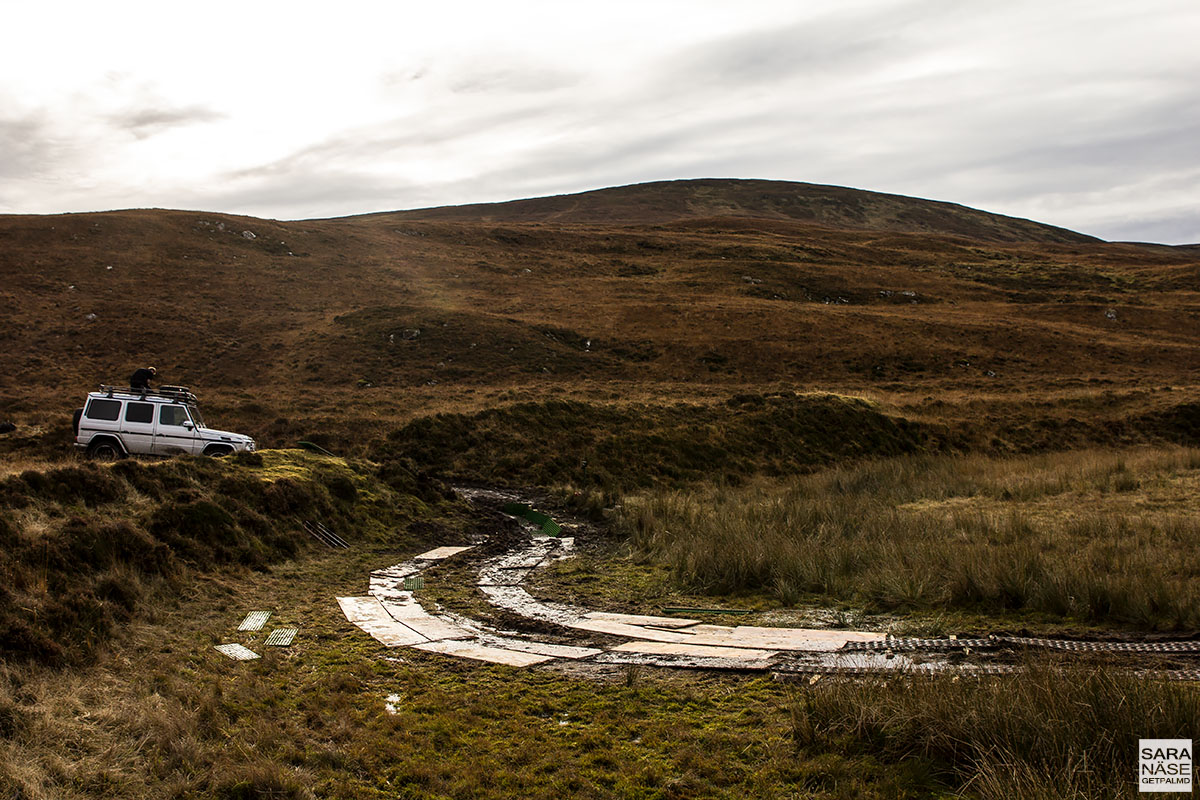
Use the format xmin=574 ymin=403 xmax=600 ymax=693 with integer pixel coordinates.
xmin=378 ymin=598 xmax=473 ymax=642
xmin=413 ymin=640 xmax=554 ymax=667
xmin=370 ymin=562 xmax=423 ymax=579
xmin=336 ymin=596 xmax=428 ymax=646
xmin=414 ymin=546 xmax=474 ymax=561
xmin=684 ymin=625 xmax=885 ymax=652
xmin=570 ymin=617 xmax=700 ymax=643
xmin=476 ymin=586 xmax=585 ymax=625
xmin=583 ymin=611 xmax=700 ymax=629
xmin=609 ymin=640 xmax=777 ymax=660
xmin=479 ymin=636 xmax=602 ymax=660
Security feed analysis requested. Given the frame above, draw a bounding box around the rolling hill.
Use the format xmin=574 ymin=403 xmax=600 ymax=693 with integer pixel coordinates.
xmin=380 ymin=178 xmax=1101 ymax=244
xmin=1 ymin=178 xmax=1197 ymax=457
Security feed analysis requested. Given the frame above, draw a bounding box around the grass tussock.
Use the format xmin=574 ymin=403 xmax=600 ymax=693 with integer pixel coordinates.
xmin=626 ymin=447 xmax=1200 ymax=627
xmin=376 ymin=392 xmax=939 ymax=492
xmin=791 ymin=663 xmax=1200 ymax=799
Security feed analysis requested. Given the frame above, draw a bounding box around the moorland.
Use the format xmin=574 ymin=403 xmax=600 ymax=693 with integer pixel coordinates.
xmin=0 ymin=178 xmax=1198 ymax=799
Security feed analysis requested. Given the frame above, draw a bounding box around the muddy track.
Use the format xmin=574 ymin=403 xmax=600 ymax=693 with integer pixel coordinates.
xmin=337 ymin=487 xmax=1200 ymax=680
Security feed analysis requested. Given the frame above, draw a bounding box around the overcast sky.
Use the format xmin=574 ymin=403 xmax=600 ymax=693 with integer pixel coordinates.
xmin=2 ymin=1 xmax=1197 ymax=243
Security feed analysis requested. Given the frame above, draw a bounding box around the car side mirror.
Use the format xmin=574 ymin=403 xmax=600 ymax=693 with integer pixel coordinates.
xmin=182 ymin=420 xmax=194 ymax=430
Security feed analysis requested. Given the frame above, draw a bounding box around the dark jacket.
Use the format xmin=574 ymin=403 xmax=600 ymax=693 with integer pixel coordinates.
xmin=130 ymin=368 xmax=156 ymax=388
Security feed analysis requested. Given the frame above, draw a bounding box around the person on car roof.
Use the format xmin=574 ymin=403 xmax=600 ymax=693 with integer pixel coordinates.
xmin=129 ymin=366 xmax=157 ymax=390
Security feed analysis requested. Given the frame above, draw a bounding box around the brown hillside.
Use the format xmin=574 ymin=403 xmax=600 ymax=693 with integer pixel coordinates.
xmin=1 ymin=179 xmax=1197 ymax=457
xmin=378 ymin=178 xmax=1101 ymax=245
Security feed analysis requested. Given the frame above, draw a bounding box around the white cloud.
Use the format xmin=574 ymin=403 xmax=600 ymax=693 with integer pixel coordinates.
xmin=0 ymin=0 xmax=1197 ymax=242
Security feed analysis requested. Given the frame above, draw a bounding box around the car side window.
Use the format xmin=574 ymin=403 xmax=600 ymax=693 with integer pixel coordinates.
xmin=125 ymin=402 xmax=154 ymax=424
xmin=159 ymin=405 xmax=191 ymax=427
xmin=85 ymin=398 xmax=122 ymax=421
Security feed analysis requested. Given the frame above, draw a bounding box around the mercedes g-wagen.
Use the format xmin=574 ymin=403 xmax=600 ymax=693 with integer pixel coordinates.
xmin=73 ymin=385 xmax=256 ymax=458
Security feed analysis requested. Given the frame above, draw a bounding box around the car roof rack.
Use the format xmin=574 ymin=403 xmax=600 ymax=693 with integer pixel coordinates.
xmin=97 ymin=384 xmax=199 ymax=403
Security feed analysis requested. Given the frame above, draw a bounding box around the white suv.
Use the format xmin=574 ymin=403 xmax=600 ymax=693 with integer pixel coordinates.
xmin=73 ymin=385 xmax=256 ymax=459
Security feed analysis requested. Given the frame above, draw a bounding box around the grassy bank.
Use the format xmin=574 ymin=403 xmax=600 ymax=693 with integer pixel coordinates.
xmin=0 ymin=450 xmax=457 ymax=667
xmin=625 ymin=447 xmax=1200 ymax=628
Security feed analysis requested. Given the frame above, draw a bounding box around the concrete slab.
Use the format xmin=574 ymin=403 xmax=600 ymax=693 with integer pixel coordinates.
xmin=337 ymin=596 xmax=428 ymax=647
xmin=415 ymin=546 xmax=474 ymax=561
xmin=610 ymin=640 xmax=777 ymax=660
xmin=413 ymin=640 xmax=555 ymax=667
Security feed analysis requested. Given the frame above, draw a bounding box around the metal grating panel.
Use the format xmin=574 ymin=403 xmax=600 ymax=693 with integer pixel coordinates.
xmin=265 ymin=627 xmax=299 ymax=647
xmin=215 ymin=643 xmax=260 ymax=661
xmin=237 ymin=611 xmax=271 ymax=631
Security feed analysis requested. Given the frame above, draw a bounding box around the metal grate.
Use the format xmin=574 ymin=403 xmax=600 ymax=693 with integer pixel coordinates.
xmin=237 ymin=611 xmax=271 ymax=631
xmin=304 ymin=520 xmax=349 ymax=548
xmin=403 ymin=576 xmax=425 ymax=591
xmin=840 ymin=636 xmax=1200 ymax=654
xmin=215 ymin=643 xmax=260 ymax=661
xmin=264 ymin=627 xmax=299 ymax=647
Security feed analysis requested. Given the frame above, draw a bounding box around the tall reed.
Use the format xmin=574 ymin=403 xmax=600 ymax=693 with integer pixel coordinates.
xmin=625 ymin=447 xmax=1200 ymax=627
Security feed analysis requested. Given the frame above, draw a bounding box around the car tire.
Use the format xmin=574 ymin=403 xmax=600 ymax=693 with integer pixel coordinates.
xmin=87 ymin=440 xmax=123 ymax=460
xmin=204 ymin=445 xmax=234 ymax=457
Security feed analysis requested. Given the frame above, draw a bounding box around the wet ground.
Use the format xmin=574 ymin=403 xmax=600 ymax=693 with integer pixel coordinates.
xmin=336 ymin=487 xmax=1200 ymax=680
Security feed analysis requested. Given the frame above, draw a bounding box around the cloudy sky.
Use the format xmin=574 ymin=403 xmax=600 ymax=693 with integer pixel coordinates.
xmin=2 ymin=0 xmax=1197 ymax=242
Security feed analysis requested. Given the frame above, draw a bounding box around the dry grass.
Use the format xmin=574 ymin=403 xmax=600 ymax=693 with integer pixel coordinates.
xmin=626 ymin=447 xmax=1200 ymax=627
xmin=791 ymin=661 xmax=1200 ymax=799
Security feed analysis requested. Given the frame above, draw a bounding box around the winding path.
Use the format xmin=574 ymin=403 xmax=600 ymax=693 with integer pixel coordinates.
xmin=336 ymin=498 xmax=1200 ymax=678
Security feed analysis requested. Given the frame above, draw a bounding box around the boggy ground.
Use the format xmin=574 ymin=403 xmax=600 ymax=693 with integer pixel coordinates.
xmin=2 ymin=447 xmax=1198 ymax=799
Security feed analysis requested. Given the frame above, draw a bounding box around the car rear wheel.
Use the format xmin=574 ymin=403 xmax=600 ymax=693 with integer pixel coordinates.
xmin=87 ymin=440 xmax=123 ymax=460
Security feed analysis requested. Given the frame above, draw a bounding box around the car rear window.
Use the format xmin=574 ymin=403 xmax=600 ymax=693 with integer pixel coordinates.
xmin=125 ymin=402 xmax=154 ymax=424
xmin=84 ymin=398 xmax=121 ymax=421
